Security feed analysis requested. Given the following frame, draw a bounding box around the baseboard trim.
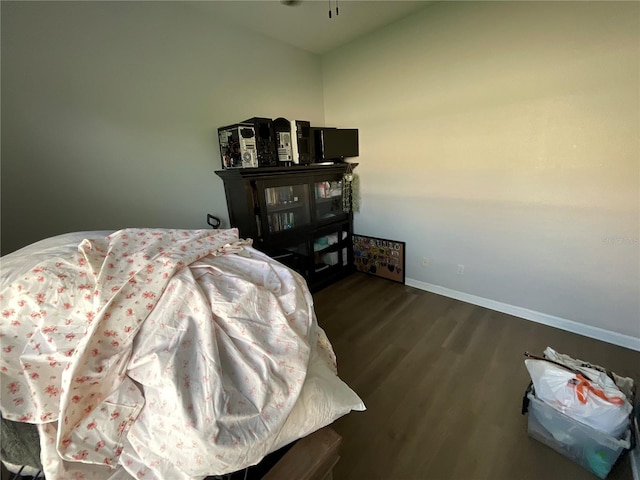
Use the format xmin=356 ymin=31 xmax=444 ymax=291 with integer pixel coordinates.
xmin=405 ymin=278 xmax=640 ymax=352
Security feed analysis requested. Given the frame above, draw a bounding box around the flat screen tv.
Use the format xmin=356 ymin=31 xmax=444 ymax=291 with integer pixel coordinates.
xmin=315 ymin=128 xmax=359 ymax=161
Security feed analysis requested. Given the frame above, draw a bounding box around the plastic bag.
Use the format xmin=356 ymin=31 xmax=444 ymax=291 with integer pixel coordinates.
xmin=524 ymin=349 xmax=632 ymax=438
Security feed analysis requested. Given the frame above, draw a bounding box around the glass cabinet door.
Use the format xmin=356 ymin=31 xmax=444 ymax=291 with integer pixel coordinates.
xmin=264 ymin=184 xmax=310 ymax=233
xmin=314 ymin=179 xmax=343 ymax=221
xmin=270 ymin=241 xmax=310 ymax=278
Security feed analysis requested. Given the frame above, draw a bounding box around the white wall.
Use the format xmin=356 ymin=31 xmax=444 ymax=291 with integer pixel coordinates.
xmin=322 ymin=2 xmax=639 ymax=341
xmin=1 ymin=1 xmax=324 ymax=254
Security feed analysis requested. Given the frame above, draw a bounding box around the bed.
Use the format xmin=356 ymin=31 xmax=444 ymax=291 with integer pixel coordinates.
xmin=0 ymin=228 xmax=365 ymax=479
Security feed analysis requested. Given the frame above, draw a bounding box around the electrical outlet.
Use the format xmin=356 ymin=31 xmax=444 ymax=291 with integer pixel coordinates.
xmin=422 ymin=257 xmax=429 ymax=267
xmin=457 ymin=264 xmax=465 ymax=275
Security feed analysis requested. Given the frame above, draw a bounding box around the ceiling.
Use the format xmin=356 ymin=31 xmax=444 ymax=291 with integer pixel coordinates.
xmin=191 ymin=0 xmax=434 ymax=55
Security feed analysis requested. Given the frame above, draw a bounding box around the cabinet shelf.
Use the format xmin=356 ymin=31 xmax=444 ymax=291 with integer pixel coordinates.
xmin=314 ymin=242 xmax=345 ymax=255
xmin=265 ymin=201 xmax=306 ymax=212
xmin=216 ymin=164 xmax=357 ymax=291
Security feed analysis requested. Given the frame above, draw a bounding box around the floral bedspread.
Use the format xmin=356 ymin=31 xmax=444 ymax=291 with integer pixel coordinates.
xmin=1 ymin=228 xmax=316 ymax=479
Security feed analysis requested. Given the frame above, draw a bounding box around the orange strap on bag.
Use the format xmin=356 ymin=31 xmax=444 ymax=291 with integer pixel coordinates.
xmin=571 ymin=374 xmax=625 ymax=405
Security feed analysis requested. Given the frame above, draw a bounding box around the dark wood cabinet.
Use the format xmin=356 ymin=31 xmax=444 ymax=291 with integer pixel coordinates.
xmin=216 ymin=164 xmax=357 ymax=291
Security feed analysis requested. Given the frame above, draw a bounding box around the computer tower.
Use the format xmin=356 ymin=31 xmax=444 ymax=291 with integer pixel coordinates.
xmin=242 ymin=117 xmax=278 ymax=167
xmin=218 ymin=124 xmax=258 ymax=169
xmin=273 ymin=117 xmax=293 ymax=165
xmin=292 ymin=120 xmax=312 ymax=165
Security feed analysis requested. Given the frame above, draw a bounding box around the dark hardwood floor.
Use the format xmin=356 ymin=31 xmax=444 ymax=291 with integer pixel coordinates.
xmin=313 ymin=273 xmax=640 ymax=480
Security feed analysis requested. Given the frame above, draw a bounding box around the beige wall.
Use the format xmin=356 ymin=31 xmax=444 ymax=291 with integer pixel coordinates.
xmin=1 ymin=1 xmax=324 ymax=254
xmin=322 ymin=2 xmax=639 ymax=340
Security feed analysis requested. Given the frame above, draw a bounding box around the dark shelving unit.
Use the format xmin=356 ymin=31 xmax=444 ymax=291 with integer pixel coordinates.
xmin=216 ymin=164 xmax=357 ymax=291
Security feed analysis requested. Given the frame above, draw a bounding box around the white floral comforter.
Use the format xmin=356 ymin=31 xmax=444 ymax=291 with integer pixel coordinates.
xmin=0 ymin=228 xmax=363 ymax=479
